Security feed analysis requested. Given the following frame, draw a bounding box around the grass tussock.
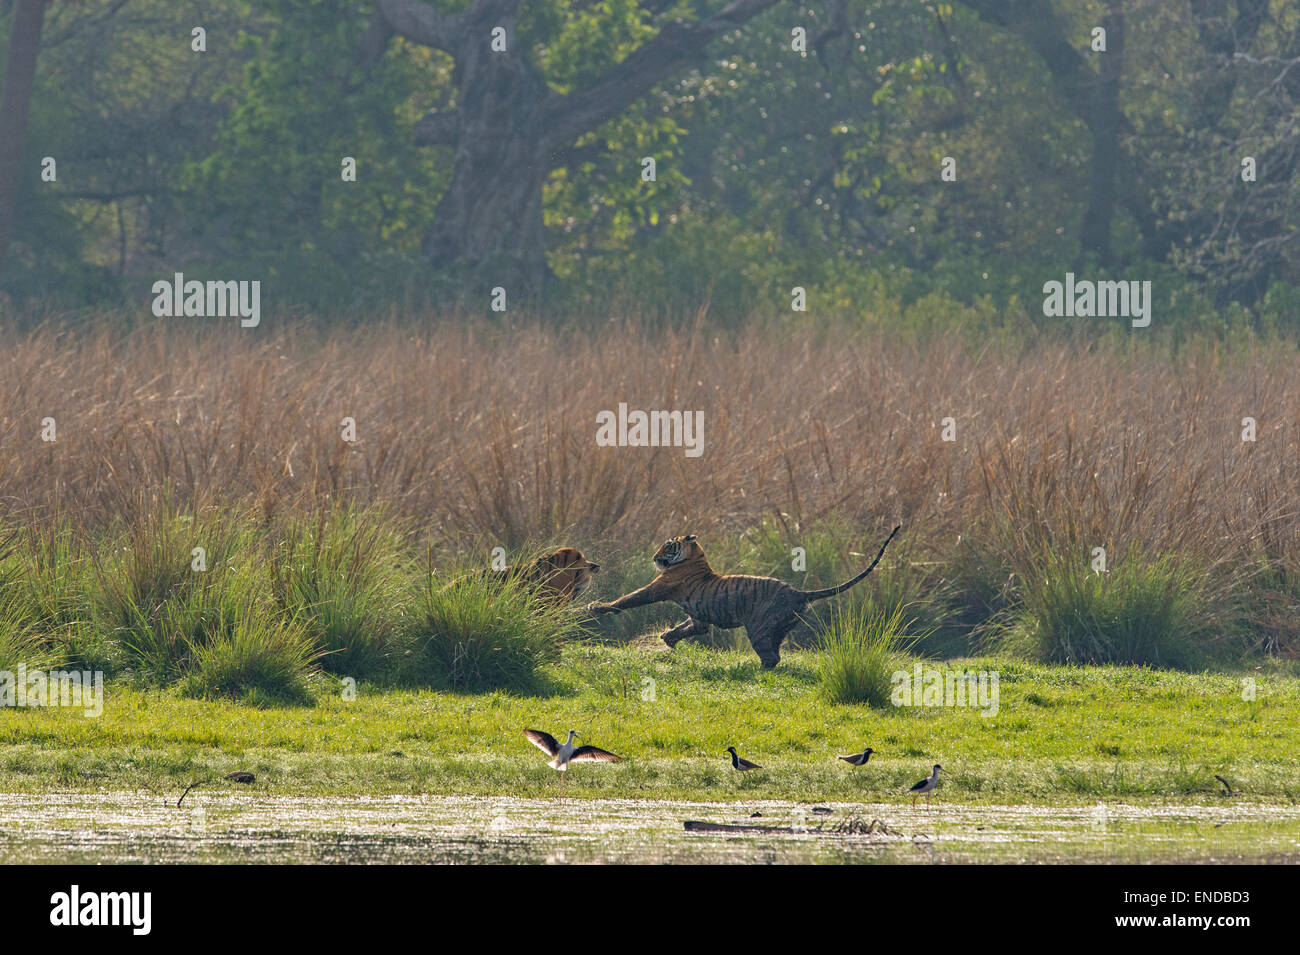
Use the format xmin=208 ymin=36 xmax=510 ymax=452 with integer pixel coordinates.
xmin=994 ymin=552 xmax=1242 ymax=668
xmin=391 ymin=570 xmax=582 ymax=693
xmin=89 ymin=504 xmax=269 ymax=682
xmin=177 ymin=606 xmax=320 ymax=706
xmin=816 ymin=603 xmax=915 ymax=706
xmin=0 ymin=604 xmax=62 ymax=675
xmin=271 ymin=507 xmax=408 ymax=678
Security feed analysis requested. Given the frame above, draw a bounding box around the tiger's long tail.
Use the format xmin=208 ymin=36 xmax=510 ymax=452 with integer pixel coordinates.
xmin=800 ymin=525 xmax=900 ymax=602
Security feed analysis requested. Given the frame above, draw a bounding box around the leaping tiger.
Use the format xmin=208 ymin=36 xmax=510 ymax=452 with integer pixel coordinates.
xmin=587 ymin=525 xmax=901 ymax=668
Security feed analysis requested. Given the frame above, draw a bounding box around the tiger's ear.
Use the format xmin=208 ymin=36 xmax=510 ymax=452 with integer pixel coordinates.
xmin=683 ymin=535 xmax=697 ymax=543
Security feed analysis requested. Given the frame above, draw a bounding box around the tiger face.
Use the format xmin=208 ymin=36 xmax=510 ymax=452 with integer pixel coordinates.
xmin=531 ymin=547 xmax=601 ymax=601
xmin=653 ymin=535 xmax=704 ymax=571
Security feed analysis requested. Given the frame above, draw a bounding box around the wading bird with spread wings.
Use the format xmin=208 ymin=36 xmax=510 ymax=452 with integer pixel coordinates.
xmin=525 ymin=729 xmax=623 ymax=771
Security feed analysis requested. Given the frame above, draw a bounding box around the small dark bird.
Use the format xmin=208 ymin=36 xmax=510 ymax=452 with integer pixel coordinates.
xmin=838 ymin=746 xmax=875 ymax=766
xmin=908 ymin=764 xmax=942 ymax=806
xmin=1215 ymin=774 xmax=1234 ymax=796
xmin=524 ymin=729 xmax=623 ymax=771
xmin=725 ymin=746 xmax=762 ymax=771
xmin=176 ymin=770 xmax=256 ymax=807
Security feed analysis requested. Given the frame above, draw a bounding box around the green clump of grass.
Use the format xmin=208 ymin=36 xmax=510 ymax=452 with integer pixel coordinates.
xmin=815 ymin=603 xmax=915 ymax=706
xmin=0 ymin=605 xmax=63 ymax=675
xmin=271 ymin=507 xmax=407 ymax=679
xmin=178 ymin=607 xmax=320 ymax=706
xmin=995 ymin=553 xmax=1240 ymax=669
xmin=0 ymin=523 xmax=102 ymax=673
xmin=393 ymin=570 xmax=581 ymax=693
xmin=87 ymin=502 xmax=275 ymax=683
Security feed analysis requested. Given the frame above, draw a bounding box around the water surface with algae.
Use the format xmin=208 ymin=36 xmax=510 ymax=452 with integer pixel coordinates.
xmin=2 ymin=793 xmax=1298 ymax=863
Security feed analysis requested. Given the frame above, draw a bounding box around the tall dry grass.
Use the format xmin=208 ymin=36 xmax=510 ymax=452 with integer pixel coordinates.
xmin=1 ymin=311 xmax=1298 ymax=655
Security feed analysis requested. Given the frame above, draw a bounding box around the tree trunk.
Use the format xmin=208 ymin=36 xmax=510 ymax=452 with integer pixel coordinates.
xmin=424 ymin=10 xmax=552 ymax=292
xmin=959 ymin=0 xmax=1155 ymax=261
xmin=374 ymin=0 xmax=782 ymax=295
xmin=0 ymin=0 xmax=48 ymax=284
xmin=1078 ymin=0 xmax=1123 ymax=265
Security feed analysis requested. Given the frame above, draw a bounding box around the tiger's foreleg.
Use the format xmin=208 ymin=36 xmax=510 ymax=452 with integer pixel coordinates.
xmin=587 ymin=580 xmax=668 ymax=615
xmin=660 ymin=617 xmax=710 ymax=648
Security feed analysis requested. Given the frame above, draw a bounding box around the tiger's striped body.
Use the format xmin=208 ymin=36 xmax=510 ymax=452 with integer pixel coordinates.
xmin=588 ymin=526 xmax=899 ymax=668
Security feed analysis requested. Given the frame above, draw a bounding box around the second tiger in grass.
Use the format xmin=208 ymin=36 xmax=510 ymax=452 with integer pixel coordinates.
xmin=588 ymin=525 xmax=901 ymax=668
xmin=488 ymin=547 xmax=601 ymax=605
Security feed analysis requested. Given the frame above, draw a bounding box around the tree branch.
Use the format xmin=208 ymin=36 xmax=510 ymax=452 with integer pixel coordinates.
xmin=956 ymin=0 xmax=1095 ymax=122
xmin=812 ymin=0 xmax=852 ymax=71
xmin=956 ymin=0 xmax=1164 ymax=256
xmin=374 ymin=0 xmax=463 ymax=53
xmin=542 ymin=0 xmax=782 ymax=149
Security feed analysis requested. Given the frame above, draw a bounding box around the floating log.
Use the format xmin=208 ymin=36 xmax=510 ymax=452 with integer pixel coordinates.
xmin=684 ymin=818 xmax=893 ymax=836
xmin=684 ymin=820 xmax=794 ymax=834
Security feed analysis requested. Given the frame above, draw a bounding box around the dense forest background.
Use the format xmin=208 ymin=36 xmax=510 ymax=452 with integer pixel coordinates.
xmin=2 ymin=0 xmax=1300 ymax=330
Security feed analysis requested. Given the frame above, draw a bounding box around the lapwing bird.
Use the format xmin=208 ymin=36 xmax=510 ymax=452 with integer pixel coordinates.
xmin=725 ymin=746 xmax=762 ymax=771
xmin=908 ymin=764 xmax=942 ymax=807
xmin=838 ymin=746 xmax=875 ymax=766
xmin=525 ymin=729 xmax=623 ymax=771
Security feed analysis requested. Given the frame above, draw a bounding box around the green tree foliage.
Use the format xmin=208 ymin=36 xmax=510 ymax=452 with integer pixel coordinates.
xmin=183 ymin=0 xmax=451 ymax=306
xmin=4 ymin=0 xmax=1300 ymax=326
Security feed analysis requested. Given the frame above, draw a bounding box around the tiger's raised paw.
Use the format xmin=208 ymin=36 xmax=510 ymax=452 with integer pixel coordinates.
xmin=586 ymin=601 xmax=616 ymax=614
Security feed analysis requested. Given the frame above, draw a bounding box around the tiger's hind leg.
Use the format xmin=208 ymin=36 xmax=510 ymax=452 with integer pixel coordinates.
xmin=660 ymin=617 xmax=710 ymax=648
xmin=746 ymin=613 xmax=799 ymax=669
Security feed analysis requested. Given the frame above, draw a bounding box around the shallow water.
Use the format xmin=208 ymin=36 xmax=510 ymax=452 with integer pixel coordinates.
xmin=1 ymin=792 xmax=1298 ymax=864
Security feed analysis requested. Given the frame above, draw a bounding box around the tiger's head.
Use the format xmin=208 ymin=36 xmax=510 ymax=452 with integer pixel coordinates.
xmin=533 ymin=547 xmax=600 ymax=601
xmin=653 ymin=535 xmax=705 ymax=571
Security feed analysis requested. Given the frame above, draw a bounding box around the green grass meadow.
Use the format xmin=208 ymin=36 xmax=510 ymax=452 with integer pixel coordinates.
xmin=3 ymin=643 xmax=1298 ymax=806
xmin=1 ymin=501 xmax=1299 ymax=810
